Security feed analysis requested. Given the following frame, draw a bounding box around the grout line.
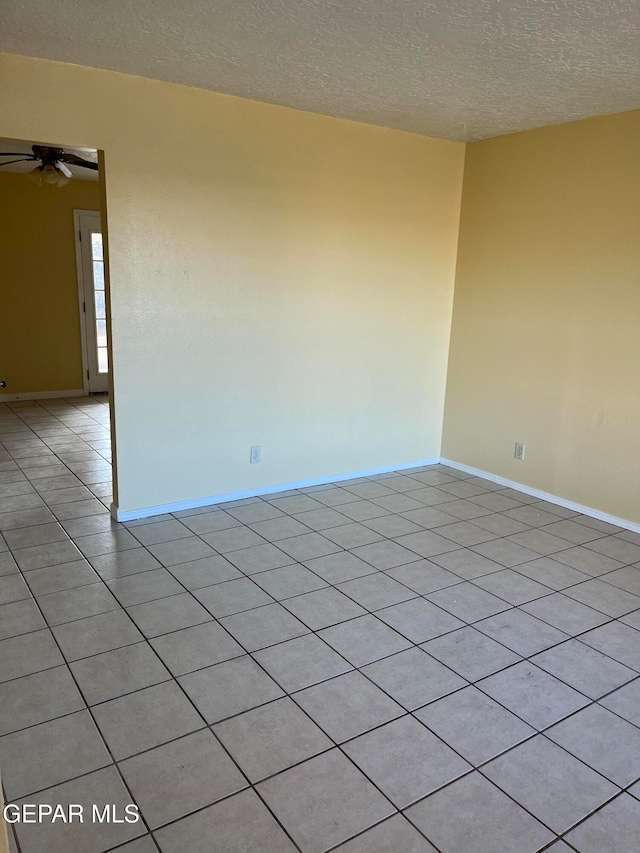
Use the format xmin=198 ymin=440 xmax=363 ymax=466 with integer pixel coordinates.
xmin=2 ymin=576 xmax=157 ymax=851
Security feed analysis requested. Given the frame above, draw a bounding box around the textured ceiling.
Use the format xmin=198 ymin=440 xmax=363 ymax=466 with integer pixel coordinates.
xmin=2 ymin=0 xmax=639 ymax=141
xmin=0 ymin=137 xmax=98 ymax=179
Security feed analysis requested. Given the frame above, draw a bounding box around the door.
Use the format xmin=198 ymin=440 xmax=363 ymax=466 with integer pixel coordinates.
xmin=75 ymin=210 xmax=109 ymax=393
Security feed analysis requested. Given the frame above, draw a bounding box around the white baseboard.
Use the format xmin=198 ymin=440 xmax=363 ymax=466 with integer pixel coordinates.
xmin=111 ymin=456 xmax=441 ymax=521
xmin=111 ymin=453 xmax=639 ymax=533
xmin=440 ymin=457 xmax=640 ymax=534
xmin=0 ymin=389 xmax=85 ymax=402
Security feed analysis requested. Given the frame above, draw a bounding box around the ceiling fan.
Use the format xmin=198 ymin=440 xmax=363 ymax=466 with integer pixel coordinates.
xmin=0 ymin=144 xmax=98 ymax=187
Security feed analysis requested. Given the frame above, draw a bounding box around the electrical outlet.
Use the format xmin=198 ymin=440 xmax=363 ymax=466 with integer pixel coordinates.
xmin=514 ymin=442 xmax=526 ymax=461
xmin=250 ymin=446 xmax=261 ymax=464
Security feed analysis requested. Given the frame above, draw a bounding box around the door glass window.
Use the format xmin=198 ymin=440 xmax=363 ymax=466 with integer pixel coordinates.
xmin=90 ymin=232 xmax=108 ymax=373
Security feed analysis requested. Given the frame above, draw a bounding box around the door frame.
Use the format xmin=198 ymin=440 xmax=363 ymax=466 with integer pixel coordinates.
xmin=73 ymin=208 xmax=105 ymax=394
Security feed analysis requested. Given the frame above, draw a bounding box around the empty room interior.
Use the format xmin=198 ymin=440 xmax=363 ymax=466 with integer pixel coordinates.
xmin=0 ymin=2 xmax=639 ymax=852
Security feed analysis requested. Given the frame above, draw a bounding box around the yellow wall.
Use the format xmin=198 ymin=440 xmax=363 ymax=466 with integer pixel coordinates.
xmin=0 ymin=53 xmax=465 ymax=514
xmin=0 ymin=171 xmax=101 ymax=394
xmin=443 ymin=110 xmax=640 ymax=523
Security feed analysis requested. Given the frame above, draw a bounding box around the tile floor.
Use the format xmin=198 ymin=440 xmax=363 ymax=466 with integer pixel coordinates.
xmin=1 ymin=397 xmax=640 ymax=852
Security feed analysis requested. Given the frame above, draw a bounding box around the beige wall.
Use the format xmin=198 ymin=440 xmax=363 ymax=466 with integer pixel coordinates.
xmin=0 ymin=53 xmax=465 ymax=514
xmin=0 ymin=171 xmax=101 ymax=395
xmin=443 ymin=110 xmax=640 ymax=524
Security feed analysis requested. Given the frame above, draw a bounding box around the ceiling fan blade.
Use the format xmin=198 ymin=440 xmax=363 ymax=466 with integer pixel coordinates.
xmin=0 ymin=153 xmax=38 ymax=158
xmin=57 ymin=162 xmax=73 ymax=178
xmin=0 ymin=157 xmax=37 ymax=167
xmin=59 ymin=153 xmax=98 ymax=171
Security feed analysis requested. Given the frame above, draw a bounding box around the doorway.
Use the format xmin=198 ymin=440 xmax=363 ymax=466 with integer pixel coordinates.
xmin=0 ymin=136 xmax=108 ymax=401
xmin=75 ymin=210 xmax=109 ymax=393
xmin=0 ymin=135 xmax=116 ymax=513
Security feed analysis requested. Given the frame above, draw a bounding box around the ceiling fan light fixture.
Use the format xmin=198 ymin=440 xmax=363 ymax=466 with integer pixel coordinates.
xmin=28 ymin=162 xmax=71 ymax=187
xmin=28 ymin=165 xmax=44 ymax=185
xmin=41 ymin=164 xmax=60 ymax=184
